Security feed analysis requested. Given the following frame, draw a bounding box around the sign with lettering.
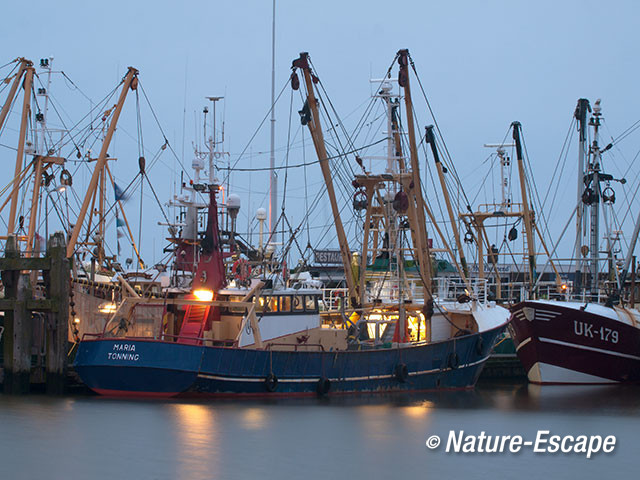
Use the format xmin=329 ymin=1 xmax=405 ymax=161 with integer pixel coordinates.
xmin=314 ymin=249 xmax=343 ymax=265
xmin=107 ymin=343 xmax=140 ymax=361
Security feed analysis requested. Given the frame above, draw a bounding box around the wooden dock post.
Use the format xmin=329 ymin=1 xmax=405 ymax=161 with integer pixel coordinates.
xmin=1 ymin=236 xmax=33 ymax=394
xmin=44 ymin=232 xmax=70 ymax=394
xmin=0 ymin=232 xmax=70 ymax=394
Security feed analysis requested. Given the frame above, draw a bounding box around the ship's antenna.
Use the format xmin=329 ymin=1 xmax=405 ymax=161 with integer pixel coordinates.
xmin=269 ymin=0 xmax=277 ymax=238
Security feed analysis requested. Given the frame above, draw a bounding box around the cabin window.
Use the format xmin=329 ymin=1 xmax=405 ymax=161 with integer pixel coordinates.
xmin=292 ymin=295 xmax=304 ymax=312
xmin=257 ymin=296 xmax=278 ymax=313
xmin=268 ymin=297 xmax=278 ymax=312
xmin=280 ymin=296 xmax=292 ymax=313
xmin=304 ymin=295 xmax=318 ymax=313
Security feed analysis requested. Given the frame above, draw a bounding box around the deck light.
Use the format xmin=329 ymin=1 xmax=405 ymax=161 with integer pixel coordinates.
xmin=193 ymin=289 xmax=214 ymax=302
xmin=98 ymin=302 xmax=117 ymax=314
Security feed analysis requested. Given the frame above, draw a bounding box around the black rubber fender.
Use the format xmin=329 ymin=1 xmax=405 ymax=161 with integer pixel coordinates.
xmin=265 ymin=373 xmax=278 ymax=392
xmin=448 ymin=352 xmax=460 ymax=369
xmin=394 ymin=363 xmax=409 ymax=382
xmin=316 ymin=377 xmax=331 ymax=396
xmin=475 ymin=336 xmax=484 ymax=356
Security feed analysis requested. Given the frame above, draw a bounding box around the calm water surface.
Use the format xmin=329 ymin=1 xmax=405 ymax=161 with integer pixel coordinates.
xmin=1 ymin=382 xmax=639 ymax=479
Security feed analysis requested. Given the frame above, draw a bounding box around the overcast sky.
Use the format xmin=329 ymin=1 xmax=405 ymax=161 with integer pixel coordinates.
xmin=2 ymin=0 xmax=640 ymax=267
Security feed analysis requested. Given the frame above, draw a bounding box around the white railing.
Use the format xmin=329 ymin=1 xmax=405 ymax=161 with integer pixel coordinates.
xmin=321 ymin=287 xmax=349 ymax=312
xmin=491 ymin=280 xmax=611 ymax=304
xmin=435 ymin=276 xmax=488 ymax=303
xmin=322 ymin=275 xmax=494 ymax=310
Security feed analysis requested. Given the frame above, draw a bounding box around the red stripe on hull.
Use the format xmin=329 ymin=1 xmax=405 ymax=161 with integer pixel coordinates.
xmin=179 ymin=386 xmax=473 ymax=399
xmin=92 ymin=388 xmax=180 ymax=398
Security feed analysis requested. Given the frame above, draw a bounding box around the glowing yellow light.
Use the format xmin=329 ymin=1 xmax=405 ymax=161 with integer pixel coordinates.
xmin=561 ymin=284 xmax=568 ymax=291
xmin=193 ymin=289 xmax=214 ymax=302
xmin=98 ymin=302 xmax=117 ymax=314
xmin=73 ymin=317 xmax=81 ymax=324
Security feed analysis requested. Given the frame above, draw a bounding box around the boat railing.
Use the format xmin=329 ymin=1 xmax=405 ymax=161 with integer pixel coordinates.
xmin=322 ymin=277 xmax=493 ymax=309
xmin=81 ymin=332 xmax=236 ymax=347
xmin=322 ymin=288 xmax=349 ymax=312
xmin=265 ymin=342 xmax=326 ymax=352
xmin=484 ymin=280 xmax=612 ymax=304
xmin=435 ymin=276 xmax=488 ymax=304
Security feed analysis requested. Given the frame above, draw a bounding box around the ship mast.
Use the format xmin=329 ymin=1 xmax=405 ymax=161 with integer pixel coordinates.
xmin=574 ymin=99 xmax=590 ymax=293
xmin=291 ymin=52 xmax=358 ymax=306
xmin=269 ymin=0 xmax=277 ymax=237
xmin=0 ymin=59 xmax=30 ymax=133
xmin=1 ymin=58 xmax=69 ymax=258
xmin=588 ymin=101 xmax=603 ymax=298
xmin=512 ymin=121 xmax=537 ymax=297
xmin=7 ymin=62 xmax=35 ymax=237
xmin=425 ymin=125 xmax=468 ymax=282
xmin=67 ymin=67 xmax=139 ymax=258
xmin=397 ymin=49 xmax=432 ymax=303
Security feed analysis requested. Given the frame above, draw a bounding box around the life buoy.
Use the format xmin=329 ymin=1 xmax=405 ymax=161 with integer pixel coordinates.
xmin=353 ymin=188 xmax=368 ymax=211
xmin=394 ymin=363 xmax=409 ymax=382
xmin=265 ymin=373 xmax=278 ymax=392
xmin=232 ymin=258 xmax=251 ymax=285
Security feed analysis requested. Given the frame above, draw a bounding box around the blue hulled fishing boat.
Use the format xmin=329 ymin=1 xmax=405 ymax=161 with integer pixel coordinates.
xmin=74 ymin=50 xmax=509 ymax=397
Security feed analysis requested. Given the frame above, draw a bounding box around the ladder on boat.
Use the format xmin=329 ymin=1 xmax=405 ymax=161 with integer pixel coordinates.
xmin=177 ymin=304 xmax=210 ymax=345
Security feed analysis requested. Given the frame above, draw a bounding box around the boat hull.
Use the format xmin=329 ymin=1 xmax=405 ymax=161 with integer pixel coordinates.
xmin=509 ymin=301 xmax=640 ymax=384
xmin=74 ymin=324 xmax=507 ymax=397
xmin=74 ymin=339 xmax=203 ymax=396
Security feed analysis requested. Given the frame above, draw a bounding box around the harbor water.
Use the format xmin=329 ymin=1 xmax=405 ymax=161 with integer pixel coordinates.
xmin=1 ymin=382 xmax=638 ymax=479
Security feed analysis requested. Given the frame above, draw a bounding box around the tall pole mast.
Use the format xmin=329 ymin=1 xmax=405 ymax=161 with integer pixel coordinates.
xmin=269 ymin=0 xmax=277 ymax=235
xmin=0 ymin=59 xmax=29 ymax=135
xmin=574 ymin=98 xmax=590 ymax=294
xmin=8 ymin=64 xmax=35 ymax=235
xmin=589 ymin=102 xmax=602 ymax=297
xmin=67 ymin=67 xmax=138 ymax=258
xmin=26 ymin=158 xmax=44 ymax=256
xmin=292 ymin=52 xmax=358 ymax=306
xmin=397 ymin=49 xmax=432 ymax=302
xmin=512 ymin=121 xmax=536 ymax=296
xmin=426 ymin=125 xmax=468 ymax=281
xmin=206 ymin=96 xmax=223 ymax=184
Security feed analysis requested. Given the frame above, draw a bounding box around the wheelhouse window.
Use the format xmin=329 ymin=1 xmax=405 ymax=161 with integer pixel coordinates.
xmin=305 ymin=295 xmax=318 ymax=313
xmin=257 ymin=296 xmax=278 ymax=313
xmin=292 ymin=295 xmax=304 ymax=312
xmin=279 ymin=296 xmax=292 ymax=313
xmin=257 ymin=295 xmax=319 ymax=314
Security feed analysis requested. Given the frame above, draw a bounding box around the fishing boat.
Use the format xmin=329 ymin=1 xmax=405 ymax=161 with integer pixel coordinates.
xmin=73 ymin=50 xmax=509 ymax=397
xmin=509 ymin=99 xmax=640 ymax=384
xmin=74 ymin=191 xmax=508 ymax=397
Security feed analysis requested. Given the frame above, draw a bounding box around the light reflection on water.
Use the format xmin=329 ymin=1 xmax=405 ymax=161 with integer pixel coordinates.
xmin=240 ymin=407 xmax=268 ymax=430
xmin=172 ymin=403 xmax=219 ymax=479
xmin=0 ymin=383 xmax=639 ymax=479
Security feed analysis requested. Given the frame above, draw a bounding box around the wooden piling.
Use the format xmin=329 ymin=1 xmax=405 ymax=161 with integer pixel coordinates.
xmin=44 ymin=232 xmax=69 ymax=394
xmin=0 ymin=232 xmax=70 ymax=394
xmin=1 ymin=236 xmax=33 ymax=394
